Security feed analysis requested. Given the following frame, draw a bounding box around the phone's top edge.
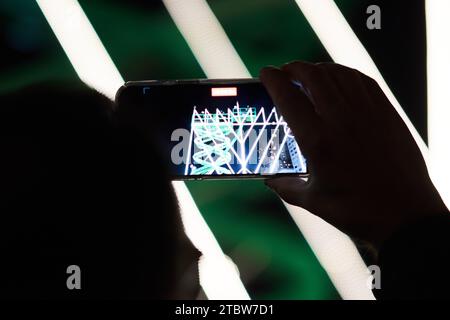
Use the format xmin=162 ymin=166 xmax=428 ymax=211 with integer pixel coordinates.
xmin=115 ymin=78 xmax=261 ymax=103
xmin=123 ymin=78 xmax=260 ymax=87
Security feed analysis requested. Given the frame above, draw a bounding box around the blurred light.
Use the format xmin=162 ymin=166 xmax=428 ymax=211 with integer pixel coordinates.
xmin=163 ymin=0 xmax=374 ymax=300
xmin=172 ymin=182 xmax=250 ymax=299
xmin=198 ymin=255 xmax=250 ymax=300
xmin=36 ymin=0 xmax=123 ymax=100
xmin=162 ymin=0 xmax=250 ymax=79
xmin=426 ymin=0 xmax=450 ymax=209
xmin=284 ymin=202 xmax=375 ymax=299
xmin=37 ymin=0 xmax=249 ymax=300
xmin=294 ymin=0 xmax=428 ymax=157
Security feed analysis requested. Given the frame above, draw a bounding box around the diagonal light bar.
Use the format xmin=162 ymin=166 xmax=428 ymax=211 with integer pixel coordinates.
xmin=294 ymin=0 xmax=428 ymax=158
xmin=172 ymin=182 xmax=250 ymax=299
xmin=285 ymin=201 xmax=377 ymax=299
xmin=36 ymin=0 xmax=249 ymax=300
xmin=162 ymin=0 xmax=250 ymax=78
xmin=163 ymin=0 xmax=374 ymax=299
xmin=425 ymin=0 xmax=450 ymax=209
xmin=36 ymin=0 xmax=123 ymax=100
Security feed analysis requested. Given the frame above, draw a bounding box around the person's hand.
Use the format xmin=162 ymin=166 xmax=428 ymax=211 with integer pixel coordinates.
xmin=260 ymin=61 xmax=447 ymax=249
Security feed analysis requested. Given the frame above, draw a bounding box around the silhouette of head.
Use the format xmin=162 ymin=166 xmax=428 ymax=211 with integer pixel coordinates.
xmin=0 ymin=83 xmax=199 ymax=299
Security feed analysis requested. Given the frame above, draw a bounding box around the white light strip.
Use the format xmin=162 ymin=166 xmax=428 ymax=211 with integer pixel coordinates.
xmin=172 ymin=182 xmax=250 ymax=299
xmin=285 ymin=202 xmax=375 ymax=299
xmin=426 ymin=0 xmax=450 ymax=209
xmin=163 ymin=0 xmax=374 ymax=300
xmin=162 ymin=0 xmax=250 ymax=79
xmin=36 ymin=0 xmax=124 ymax=100
xmin=37 ymin=0 xmax=250 ymax=300
xmin=294 ymin=0 xmax=428 ymax=157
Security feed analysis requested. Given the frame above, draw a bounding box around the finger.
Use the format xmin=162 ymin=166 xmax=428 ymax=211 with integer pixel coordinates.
xmin=265 ymin=177 xmax=311 ymax=209
xmin=281 ymin=61 xmax=345 ymax=121
xmin=359 ymin=72 xmax=425 ymax=163
xmin=359 ymin=71 xmax=396 ymax=115
xmin=260 ymin=66 xmax=322 ymax=157
xmin=316 ymin=63 xmax=372 ymax=110
xmin=316 ymin=63 xmax=376 ymax=135
xmin=327 ymin=64 xmax=389 ymax=115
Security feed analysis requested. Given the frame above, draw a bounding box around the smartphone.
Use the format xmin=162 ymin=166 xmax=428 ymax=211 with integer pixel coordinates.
xmin=115 ymin=79 xmax=307 ymax=180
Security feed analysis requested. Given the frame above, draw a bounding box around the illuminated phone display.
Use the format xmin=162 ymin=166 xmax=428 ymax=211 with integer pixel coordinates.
xmin=118 ymin=80 xmax=307 ymax=179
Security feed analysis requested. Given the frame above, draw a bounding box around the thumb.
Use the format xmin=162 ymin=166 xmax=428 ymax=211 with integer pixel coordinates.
xmin=265 ymin=177 xmax=310 ymax=209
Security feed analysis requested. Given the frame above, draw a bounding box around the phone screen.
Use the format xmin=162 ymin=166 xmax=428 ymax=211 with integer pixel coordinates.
xmin=118 ymin=80 xmax=307 ymax=179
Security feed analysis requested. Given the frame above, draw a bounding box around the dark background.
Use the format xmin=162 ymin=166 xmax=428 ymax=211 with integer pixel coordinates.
xmin=0 ymin=0 xmax=427 ymax=299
